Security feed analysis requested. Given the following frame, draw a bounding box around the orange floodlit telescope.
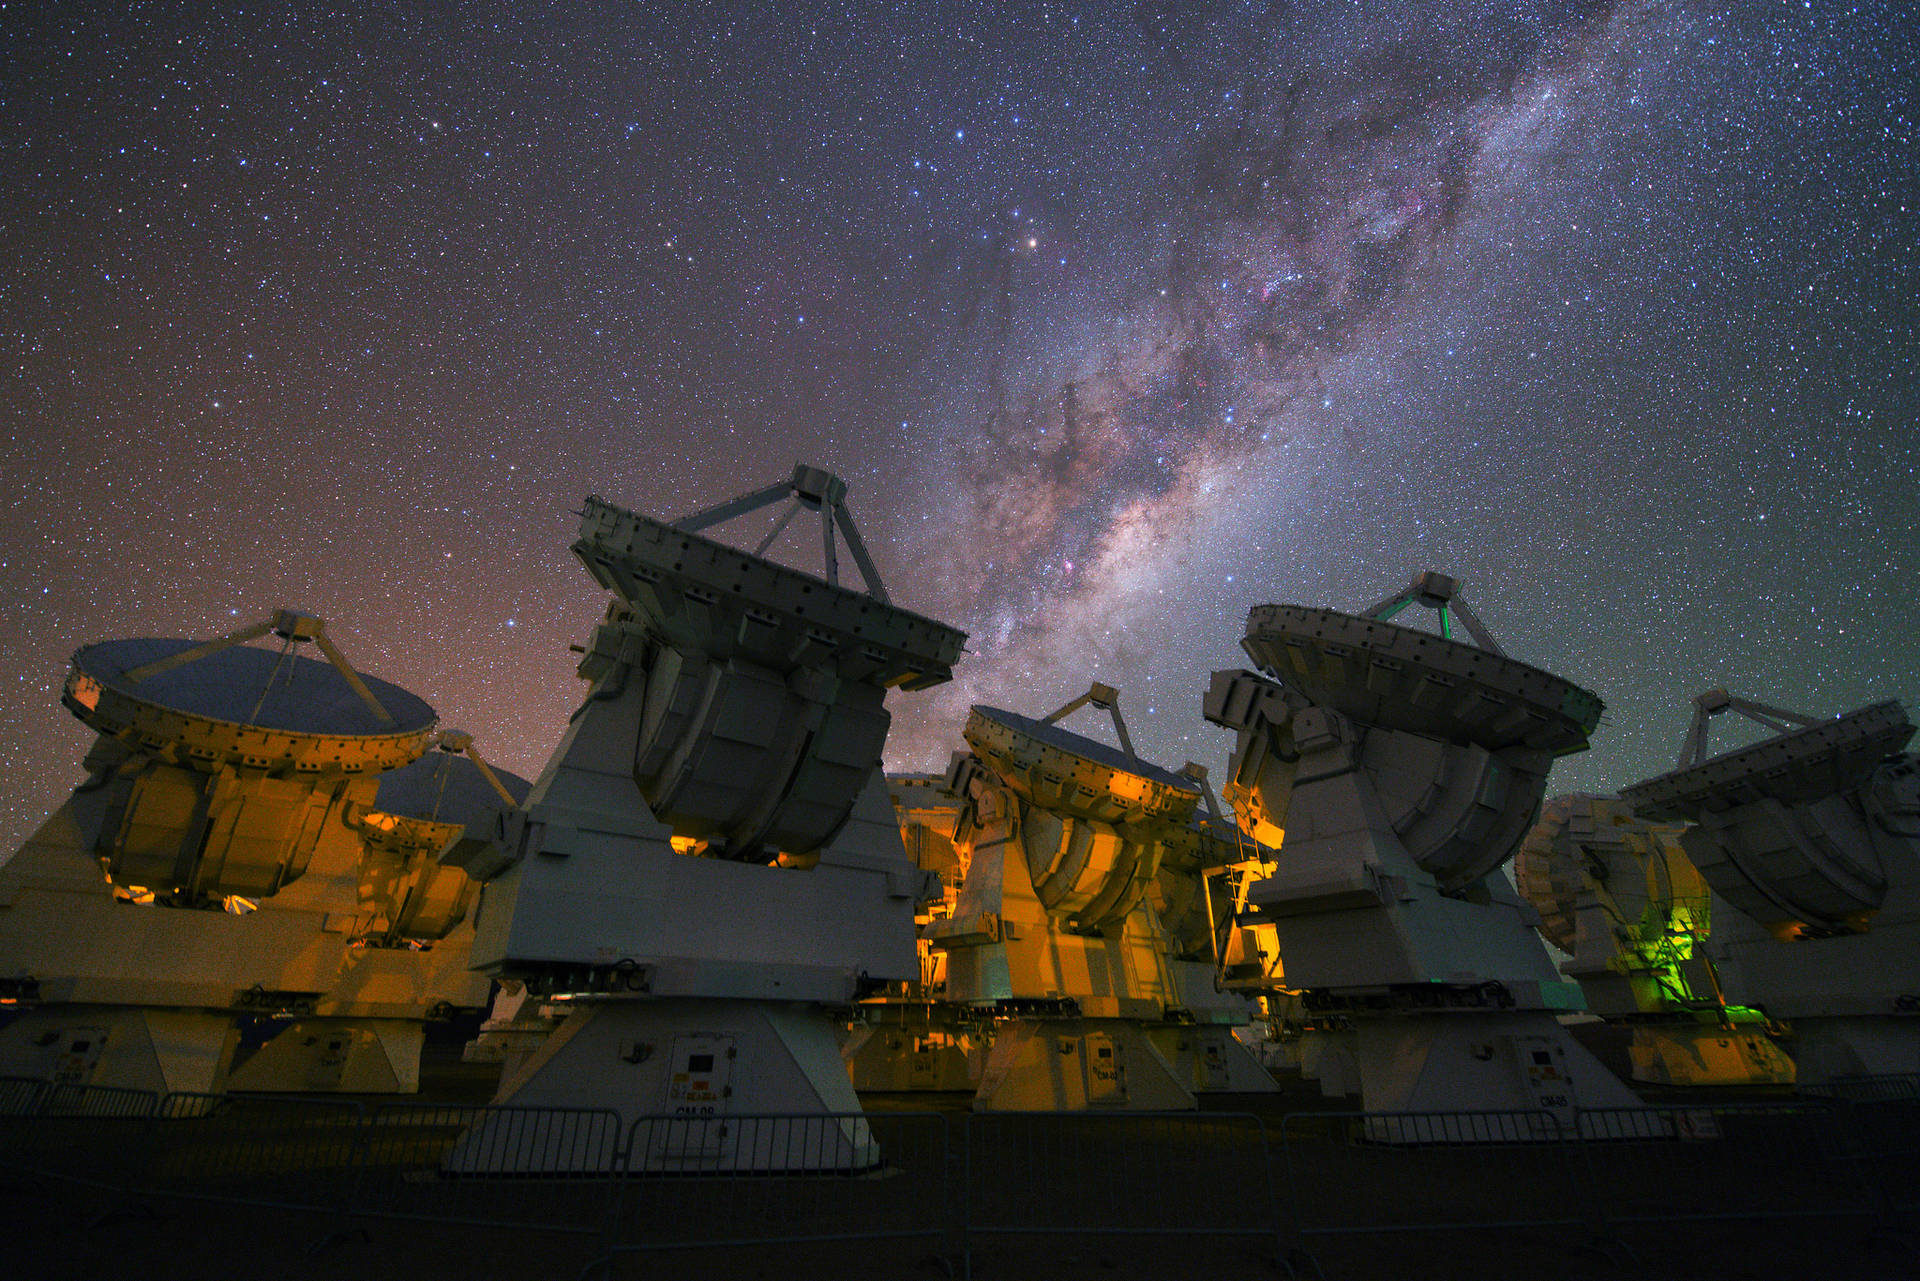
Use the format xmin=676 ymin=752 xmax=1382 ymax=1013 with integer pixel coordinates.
xmin=1153 ymin=792 xmax=1263 ymax=968
xmin=0 ymin=608 xmax=446 ymax=1098
xmin=887 ymin=772 xmax=969 ymax=884
xmin=963 ymin=688 xmax=1201 ymax=936
xmin=840 ymin=773 xmax=981 ymax=1094
xmin=354 ymin=730 xmax=530 ymax=943
xmin=62 ymin=609 xmax=436 ymax=901
xmin=964 ymin=701 xmax=1200 ymax=822
xmin=937 ymin=683 xmax=1281 ymax=1109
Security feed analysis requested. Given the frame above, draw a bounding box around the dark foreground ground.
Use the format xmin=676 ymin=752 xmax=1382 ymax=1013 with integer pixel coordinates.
xmin=3 ymin=1178 xmax=1912 ymax=1281
xmin=3 ymin=1036 xmax=1914 ymax=1281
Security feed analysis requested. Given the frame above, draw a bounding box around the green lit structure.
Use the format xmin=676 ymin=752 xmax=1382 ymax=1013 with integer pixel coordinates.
xmin=1515 ymin=795 xmax=1794 ymax=1086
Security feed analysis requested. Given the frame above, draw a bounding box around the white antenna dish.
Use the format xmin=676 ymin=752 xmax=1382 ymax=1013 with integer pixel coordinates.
xmin=1621 ymin=693 xmax=1920 ymax=1082
xmin=1242 ymin=586 xmax=1600 ymax=757
xmin=447 ymin=468 xmax=965 ymax=1169
xmin=1623 ymin=697 xmax=1912 ymax=931
xmin=1207 ymin=572 xmax=1643 ymax=1122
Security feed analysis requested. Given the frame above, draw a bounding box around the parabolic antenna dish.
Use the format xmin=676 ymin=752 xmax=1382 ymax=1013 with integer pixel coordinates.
xmin=1623 ymin=700 xmax=1914 ymax=822
xmin=964 ymin=705 xmax=1199 ymax=825
xmin=964 ymin=698 xmax=1200 ymax=933
xmin=572 ymin=494 xmax=965 ymax=691
xmin=888 ymin=773 xmax=967 ymax=882
xmin=359 ymin=735 xmax=532 ymax=942
xmin=1513 ymin=794 xmax=1701 ymax=955
xmin=566 ymin=478 xmax=966 ymax=860
xmin=369 ymin=743 xmax=532 ymax=826
xmin=64 ymin=636 xmax=436 ymax=773
xmin=1241 ymin=603 xmax=1601 ymax=755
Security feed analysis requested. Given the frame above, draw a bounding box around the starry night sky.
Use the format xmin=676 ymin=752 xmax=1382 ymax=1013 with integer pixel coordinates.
xmin=2 ymin=1 xmax=1914 ymax=853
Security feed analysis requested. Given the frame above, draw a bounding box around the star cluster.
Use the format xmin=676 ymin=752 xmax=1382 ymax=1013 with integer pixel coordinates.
xmin=1 ymin=2 xmax=1914 ymax=849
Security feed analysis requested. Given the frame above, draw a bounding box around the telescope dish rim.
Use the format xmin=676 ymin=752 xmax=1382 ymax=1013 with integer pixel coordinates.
xmin=574 ymin=496 xmax=967 ymax=687
xmin=1161 ymin=809 xmax=1268 ymax=868
xmin=367 ymin=752 xmax=533 ymax=827
xmin=65 ymin=638 xmax=436 ymax=770
xmin=966 ymin=704 xmax=1200 ymax=796
xmin=1622 ymin=698 xmax=1913 ymax=820
xmin=1243 ymin=602 xmax=1602 ymax=753
xmin=69 ymin=638 xmax=435 ymax=737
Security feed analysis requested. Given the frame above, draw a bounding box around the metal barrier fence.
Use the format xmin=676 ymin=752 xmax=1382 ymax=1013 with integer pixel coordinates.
xmin=1851 ymin=1096 xmax=1920 ymax=1213
xmin=586 ymin=1111 xmax=950 ymax=1274
xmin=1812 ymin=1078 xmax=1920 ymax=1215
xmin=963 ymin=1110 xmax=1286 ymax=1276
xmin=0 ymin=1077 xmax=158 ymax=1193
xmin=41 ymin=1079 xmax=160 ymax=1118
xmin=1797 ymin=1074 xmax=1920 ymax=1212
xmin=0 ymin=1075 xmax=158 ymax=1120
xmin=1806 ymin=1072 xmax=1920 ymax=1103
xmin=0 ymin=1074 xmax=44 ymax=1117
xmin=145 ymin=1092 xmax=367 ymax=1222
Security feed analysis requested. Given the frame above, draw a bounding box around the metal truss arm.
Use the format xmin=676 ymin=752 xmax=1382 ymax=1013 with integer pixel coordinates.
xmin=671 ymin=479 xmax=794 ymax=533
xmin=833 ymin=501 xmax=890 ymax=603
xmin=1443 ymin=594 xmax=1506 ymax=657
xmin=125 ymin=621 xmax=274 ymax=683
xmin=1044 ymin=682 xmax=1137 ymax=761
xmin=311 ymin=629 xmax=396 ymax=725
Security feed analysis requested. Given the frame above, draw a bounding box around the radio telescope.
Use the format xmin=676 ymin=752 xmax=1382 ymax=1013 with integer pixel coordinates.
xmin=441 ymin=466 xmax=963 ymax=1171
xmin=225 ymin=730 xmax=531 ymax=1093
xmin=928 ymin=684 xmax=1275 ymax=1110
xmin=1205 ymin=572 xmax=1644 ymax=1119
xmin=1622 ymin=691 xmax=1920 ymax=1082
xmin=1514 ymin=794 xmax=1794 ymax=1086
xmin=0 ymin=609 xmax=436 ymax=1095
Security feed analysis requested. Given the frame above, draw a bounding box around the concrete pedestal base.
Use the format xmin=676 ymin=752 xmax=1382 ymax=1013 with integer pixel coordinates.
xmin=227 ymin=1017 xmax=425 ymax=1093
xmin=459 ymin=985 xmax=562 ymax=1082
xmin=843 ymin=1017 xmax=979 ymax=1091
xmin=0 ymin=1005 xmax=236 ymax=1099
xmin=1298 ymin=1029 xmax=1361 ymax=1098
xmin=1627 ymin=1023 xmax=1795 ymax=1087
xmin=1146 ymin=1024 xmax=1282 ymax=1093
xmin=1349 ymin=1012 xmax=1644 ymax=1123
xmin=448 ymin=997 xmax=875 ymax=1173
xmin=973 ymin=1018 xmax=1195 ymax=1111
xmin=1782 ymin=1017 xmax=1920 ymax=1084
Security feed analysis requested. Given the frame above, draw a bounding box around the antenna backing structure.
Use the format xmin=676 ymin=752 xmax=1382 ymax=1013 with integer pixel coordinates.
xmin=1513 ymin=794 xmax=1794 ymax=1087
xmin=670 ymin=463 xmax=893 ymax=602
